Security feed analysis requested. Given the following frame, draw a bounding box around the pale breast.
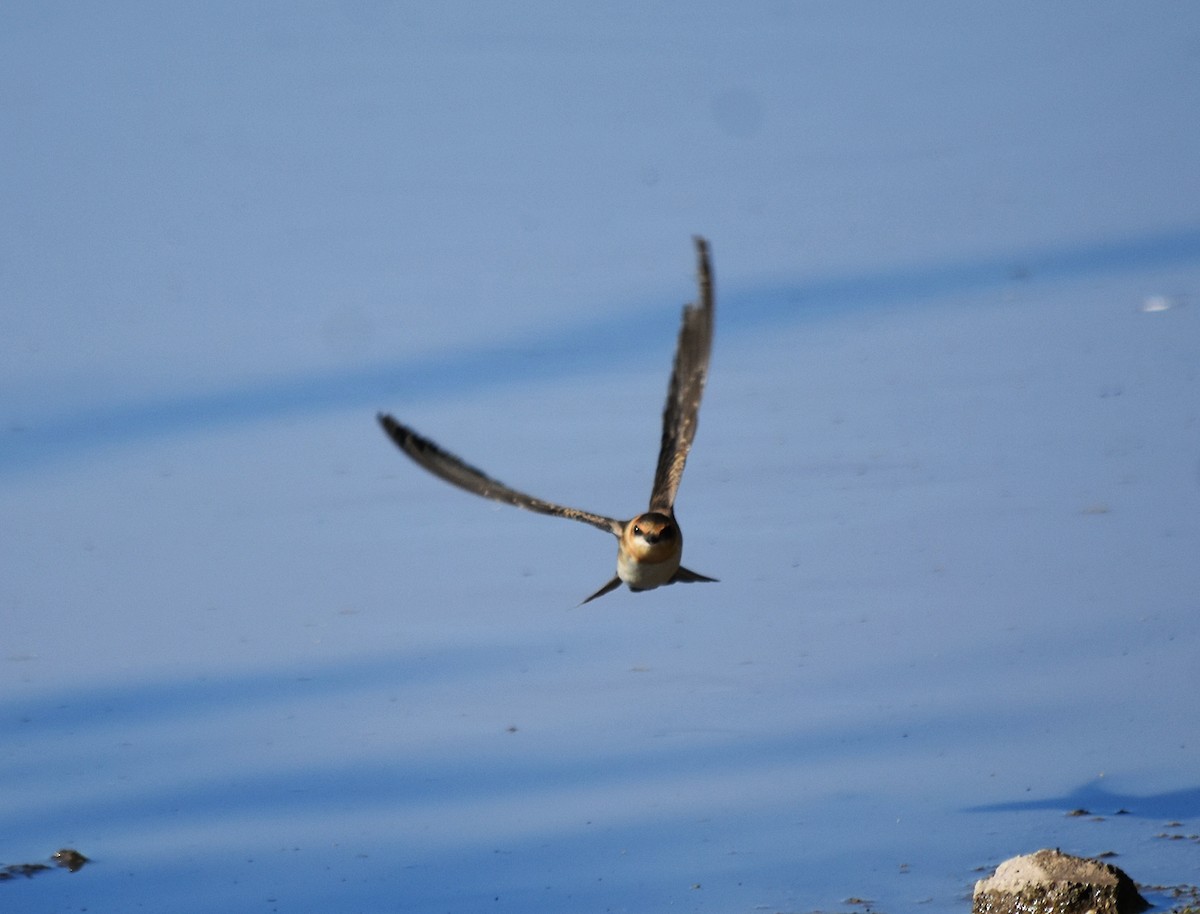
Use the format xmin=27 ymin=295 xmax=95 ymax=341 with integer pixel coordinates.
xmin=617 ymin=546 xmax=681 ymax=591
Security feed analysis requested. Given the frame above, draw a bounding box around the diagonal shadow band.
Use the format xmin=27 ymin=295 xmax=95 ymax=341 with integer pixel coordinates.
xmin=3 ymin=225 xmax=1199 ymax=478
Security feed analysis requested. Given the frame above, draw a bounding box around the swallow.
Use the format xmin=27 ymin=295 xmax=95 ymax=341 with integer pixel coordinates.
xmin=378 ymin=236 xmax=717 ymax=604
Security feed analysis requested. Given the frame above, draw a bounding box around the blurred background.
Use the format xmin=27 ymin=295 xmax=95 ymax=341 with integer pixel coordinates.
xmin=3 ymin=4 xmax=1199 ymax=911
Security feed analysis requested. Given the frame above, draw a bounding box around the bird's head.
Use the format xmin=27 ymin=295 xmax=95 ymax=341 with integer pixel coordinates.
xmin=623 ymin=512 xmax=680 ymax=561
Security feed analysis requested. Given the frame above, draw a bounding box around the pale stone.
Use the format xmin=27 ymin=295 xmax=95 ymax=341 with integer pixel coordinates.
xmin=973 ymin=848 xmax=1148 ymax=914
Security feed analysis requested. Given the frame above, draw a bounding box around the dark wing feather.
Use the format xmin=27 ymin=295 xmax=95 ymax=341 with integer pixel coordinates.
xmin=649 ymin=236 xmax=715 ymax=512
xmin=378 ymin=414 xmax=622 ymax=537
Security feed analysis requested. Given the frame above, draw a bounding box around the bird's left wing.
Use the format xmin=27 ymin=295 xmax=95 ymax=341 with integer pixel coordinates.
xmin=649 ymin=236 xmax=715 ymax=512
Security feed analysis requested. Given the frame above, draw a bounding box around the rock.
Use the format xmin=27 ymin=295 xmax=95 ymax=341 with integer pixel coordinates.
xmin=973 ymin=848 xmax=1148 ymax=914
xmin=51 ymin=849 xmax=89 ymax=872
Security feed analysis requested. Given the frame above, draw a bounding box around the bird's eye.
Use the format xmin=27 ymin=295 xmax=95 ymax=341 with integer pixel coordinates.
xmin=633 ymin=525 xmax=642 ymax=536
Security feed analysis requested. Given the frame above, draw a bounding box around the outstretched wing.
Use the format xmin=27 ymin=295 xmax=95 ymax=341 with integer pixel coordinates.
xmin=649 ymin=236 xmax=715 ymax=512
xmin=378 ymin=414 xmax=623 ymax=537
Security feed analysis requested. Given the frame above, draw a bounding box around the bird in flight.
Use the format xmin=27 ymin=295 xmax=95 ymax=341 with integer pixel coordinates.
xmin=378 ymin=236 xmax=717 ymax=604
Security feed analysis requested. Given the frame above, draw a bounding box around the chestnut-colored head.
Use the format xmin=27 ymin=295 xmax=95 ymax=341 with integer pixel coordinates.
xmin=622 ymin=511 xmax=680 ymax=562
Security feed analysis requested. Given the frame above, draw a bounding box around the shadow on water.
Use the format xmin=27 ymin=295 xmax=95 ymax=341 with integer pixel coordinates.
xmin=0 ymin=645 xmax=886 ymax=834
xmin=4 ymin=639 xmax=1195 ymax=910
xmin=0 ymin=645 xmax=898 ymax=912
xmin=10 ymin=627 xmax=1123 ymax=910
xmin=3 ymin=224 xmax=1199 ymax=478
xmin=0 ymin=647 xmax=516 ymax=740
xmin=967 ymin=781 xmax=1200 ymax=820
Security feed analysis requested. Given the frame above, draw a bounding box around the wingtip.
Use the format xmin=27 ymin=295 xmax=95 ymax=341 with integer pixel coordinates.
xmin=377 ymin=413 xmax=413 ymax=450
xmin=579 ymin=576 xmax=623 ymax=606
xmin=693 ymin=237 xmax=712 ymax=301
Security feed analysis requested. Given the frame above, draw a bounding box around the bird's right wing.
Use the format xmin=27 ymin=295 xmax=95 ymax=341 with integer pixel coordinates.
xmin=378 ymin=414 xmax=623 ymax=537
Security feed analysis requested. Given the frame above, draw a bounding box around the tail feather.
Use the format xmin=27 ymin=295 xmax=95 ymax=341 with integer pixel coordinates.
xmin=579 ymin=576 xmax=623 ymax=605
xmin=671 ymin=566 xmax=718 ymax=585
